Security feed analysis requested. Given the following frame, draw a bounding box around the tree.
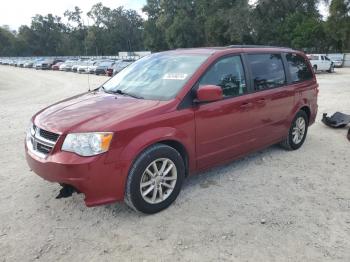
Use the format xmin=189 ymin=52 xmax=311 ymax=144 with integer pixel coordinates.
xmin=64 ymin=6 xmax=86 ymax=55
xmin=325 ymin=0 xmax=350 ymax=51
xmin=143 ymin=0 xmax=168 ymax=51
xmin=252 ymin=0 xmax=320 ymax=45
xmin=26 ymin=14 xmax=66 ymax=55
xmin=0 ymin=27 xmax=16 ymax=56
xmin=87 ymin=3 xmax=144 ymax=55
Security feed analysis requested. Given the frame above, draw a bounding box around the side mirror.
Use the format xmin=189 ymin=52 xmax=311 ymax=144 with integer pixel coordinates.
xmin=196 ymin=85 xmax=223 ymax=103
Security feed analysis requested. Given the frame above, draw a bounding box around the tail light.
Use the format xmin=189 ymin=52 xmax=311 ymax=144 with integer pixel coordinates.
xmin=106 ymin=68 xmax=113 ymax=76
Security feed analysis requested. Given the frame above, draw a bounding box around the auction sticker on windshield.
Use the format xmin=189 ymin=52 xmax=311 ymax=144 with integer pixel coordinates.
xmin=163 ymin=73 xmax=188 ymax=80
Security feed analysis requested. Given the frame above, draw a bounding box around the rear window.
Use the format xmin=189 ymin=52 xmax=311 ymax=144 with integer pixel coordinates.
xmin=247 ymin=53 xmax=286 ymax=91
xmin=286 ymin=53 xmax=313 ymax=83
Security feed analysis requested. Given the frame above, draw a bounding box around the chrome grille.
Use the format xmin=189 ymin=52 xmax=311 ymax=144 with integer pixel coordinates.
xmin=39 ymin=129 xmax=59 ymax=142
xmin=27 ymin=125 xmax=59 ymax=158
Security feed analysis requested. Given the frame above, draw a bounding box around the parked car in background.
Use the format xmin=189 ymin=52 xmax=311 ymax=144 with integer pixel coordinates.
xmin=0 ymin=59 xmax=10 ymax=65
xmin=71 ymin=60 xmax=84 ymax=72
xmin=33 ymin=58 xmax=45 ymax=69
xmin=59 ymin=60 xmax=77 ymax=71
xmin=307 ymin=54 xmax=334 ymax=73
xmin=25 ymin=46 xmax=318 ymax=214
xmin=106 ymin=60 xmax=122 ymax=76
xmin=77 ymin=60 xmax=96 ymax=73
xmin=112 ymin=60 xmax=134 ymax=76
xmin=35 ymin=59 xmax=54 ymax=70
xmin=94 ymin=60 xmax=115 ymax=75
xmin=23 ymin=60 xmax=34 ymax=68
xmin=327 ymin=53 xmax=344 ymax=68
xmin=9 ymin=59 xmax=17 ymax=66
xmin=88 ymin=61 xmax=102 ymax=74
xmin=16 ymin=60 xmax=26 ymax=67
xmin=52 ymin=62 xmax=64 ymax=70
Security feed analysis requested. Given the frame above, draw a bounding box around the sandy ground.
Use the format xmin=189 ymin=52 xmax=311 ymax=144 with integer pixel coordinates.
xmin=0 ymin=66 xmax=349 ymax=262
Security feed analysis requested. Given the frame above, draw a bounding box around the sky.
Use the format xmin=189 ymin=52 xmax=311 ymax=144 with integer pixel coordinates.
xmin=0 ymin=0 xmax=147 ymax=30
xmin=1 ymin=0 xmax=328 ymax=31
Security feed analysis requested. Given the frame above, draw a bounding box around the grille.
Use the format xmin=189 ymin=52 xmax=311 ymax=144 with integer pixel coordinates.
xmin=39 ymin=129 xmax=59 ymax=142
xmin=37 ymin=143 xmax=52 ymax=154
xmin=28 ymin=125 xmax=60 ymax=158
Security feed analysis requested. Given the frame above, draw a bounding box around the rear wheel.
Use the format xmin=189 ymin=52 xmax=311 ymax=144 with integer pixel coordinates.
xmin=313 ymin=65 xmax=317 ymax=73
xmin=124 ymin=144 xmax=185 ymax=214
xmin=280 ymin=111 xmax=309 ymax=150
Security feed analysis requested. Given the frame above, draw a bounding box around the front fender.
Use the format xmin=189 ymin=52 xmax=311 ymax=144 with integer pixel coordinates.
xmin=120 ymin=127 xmax=192 ymax=164
xmin=110 ymin=126 xmax=195 ymax=200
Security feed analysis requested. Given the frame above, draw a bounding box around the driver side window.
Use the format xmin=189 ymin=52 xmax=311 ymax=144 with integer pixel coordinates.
xmin=199 ymin=56 xmax=247 ymax=98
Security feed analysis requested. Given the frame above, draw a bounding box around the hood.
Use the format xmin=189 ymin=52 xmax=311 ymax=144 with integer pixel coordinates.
xmin=34 ymin=92 xmax=161 ymax=134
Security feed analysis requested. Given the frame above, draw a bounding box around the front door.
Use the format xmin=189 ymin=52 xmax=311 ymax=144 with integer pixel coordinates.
xmin=193 ymin=55 xmax=255 ymax=169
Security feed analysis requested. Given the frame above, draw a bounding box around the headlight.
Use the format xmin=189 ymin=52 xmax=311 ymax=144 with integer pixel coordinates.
xmin=62 ymin=132 xmax=113 ymax=156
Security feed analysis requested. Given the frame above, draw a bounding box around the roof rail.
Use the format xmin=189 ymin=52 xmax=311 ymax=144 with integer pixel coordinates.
xmin=227 ymin=45 xmax=293 ymax=49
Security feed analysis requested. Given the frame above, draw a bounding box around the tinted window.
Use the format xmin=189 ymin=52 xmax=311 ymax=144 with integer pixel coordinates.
xmin=247 ymin=54 xmax=286 ymax=91
xmin=286 ymin=53 xmax=313 ymax=83
xmin=199 ymin=56 xmax=247 ymax=98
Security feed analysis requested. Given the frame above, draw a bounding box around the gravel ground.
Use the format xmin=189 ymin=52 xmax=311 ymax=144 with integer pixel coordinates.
xmin=0 ymin=66 xmax=349 ymax=262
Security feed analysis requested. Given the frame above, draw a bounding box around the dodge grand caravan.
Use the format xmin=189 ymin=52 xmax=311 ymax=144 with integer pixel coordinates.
xmin=25 ymin=46 xmax=318 ymax=214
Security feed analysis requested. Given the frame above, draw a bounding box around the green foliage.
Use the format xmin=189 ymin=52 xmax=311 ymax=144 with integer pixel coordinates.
xmin=0 ymin=27 xmax=16 ymax=56
xmin=325 ymin=0 xmax=350 ymax=51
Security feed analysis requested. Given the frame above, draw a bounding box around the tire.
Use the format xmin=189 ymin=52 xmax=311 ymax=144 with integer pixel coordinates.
xmin=327 ymin=64 xmax=334 ymax=73
xmin=280 ymin=110 xmax=309 ymax=150
xmin=124 ymin=144 xmax=185 ymax=214
xmin=313 ymin=65 xmax=317 ymax=73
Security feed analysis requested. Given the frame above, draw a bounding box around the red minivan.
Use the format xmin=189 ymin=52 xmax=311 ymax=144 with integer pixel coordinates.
xmin=25 ymin=46 xmax=318 ymax=213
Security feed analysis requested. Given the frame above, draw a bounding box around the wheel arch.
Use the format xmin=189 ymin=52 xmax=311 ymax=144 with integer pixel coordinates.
xmin=300 ymin=105 xmax=311 ymax=122
xmin=120 ymin=127 xmax=193 ymax=179
xmin=157 ymin=140 xmax=190 ymax=177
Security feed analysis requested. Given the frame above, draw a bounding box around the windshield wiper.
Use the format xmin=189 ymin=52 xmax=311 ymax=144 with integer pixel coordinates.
xmin=114 ymin=89 xmax=144 ymax=99
xmin=100 ymin=86 xmax=115 ymax=94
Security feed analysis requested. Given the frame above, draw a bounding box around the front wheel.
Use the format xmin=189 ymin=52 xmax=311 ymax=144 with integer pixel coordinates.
xmin=327 ymin=64 xmax=334 ymax=73
xmin=124 ymin=144 xmax=185 ymax=214
xmin=280 ymin=111 xmax=309 ymax=150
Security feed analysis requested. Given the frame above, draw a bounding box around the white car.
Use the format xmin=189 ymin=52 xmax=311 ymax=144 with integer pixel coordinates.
xmin=307 ymin=54 xmax=334 ymax=73
xmin=327 ymin=53 xmax=344 ymax=68
xmin=59 ymin=60 xmax=77 ymax=71
xmin=77 ymin=60 xmax=97 ymax=74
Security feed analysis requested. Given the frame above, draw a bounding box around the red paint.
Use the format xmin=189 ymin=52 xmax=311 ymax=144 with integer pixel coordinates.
xmin=196 ymin=85 xmax=223 ymax=102
xmin=106 ymin=68 xmax=113 ymax=77
xmin=25 ymin=47 xmax=318 ymax=206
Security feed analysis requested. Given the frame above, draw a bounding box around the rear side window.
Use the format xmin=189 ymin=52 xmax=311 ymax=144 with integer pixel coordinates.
xmin=199 ymin=56 xmax=247 ymax=98
xmin=247 ymin=54 xmax=286 ymax=91
xmin=286 ymin=53 xmax=313 ymax=83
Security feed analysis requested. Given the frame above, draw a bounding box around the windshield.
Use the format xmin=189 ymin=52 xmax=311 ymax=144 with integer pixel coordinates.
xmin=102 ymin=53 xmax=209 ymax=100
xmin=98 ymin=61 xmax=114 ymax=66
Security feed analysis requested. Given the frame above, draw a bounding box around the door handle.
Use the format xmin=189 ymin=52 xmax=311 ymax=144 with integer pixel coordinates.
xmin=240 ymin=102 xmax=253 ymax=110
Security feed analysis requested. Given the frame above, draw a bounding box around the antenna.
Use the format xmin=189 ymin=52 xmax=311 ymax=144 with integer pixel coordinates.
xmin=84 ymin=16 xmax=91 ymax=92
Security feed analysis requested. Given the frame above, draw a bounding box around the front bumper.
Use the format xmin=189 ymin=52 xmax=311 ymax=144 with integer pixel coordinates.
xmin=25 ymin=142 xmax=125 ymax=206
xmin=333 ymin=62 xmax=343 ymax=67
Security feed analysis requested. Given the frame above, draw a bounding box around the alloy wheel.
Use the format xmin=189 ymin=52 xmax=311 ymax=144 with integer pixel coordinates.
xmin=140 ymin=158 xmax=177 ymax=204
xmin=292 ymin=117 xmax=306 ymax=144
